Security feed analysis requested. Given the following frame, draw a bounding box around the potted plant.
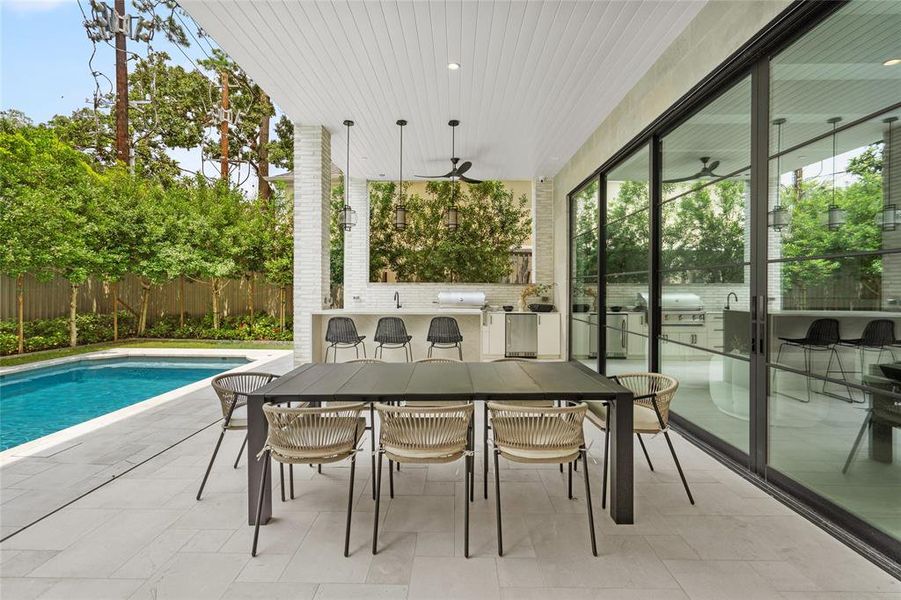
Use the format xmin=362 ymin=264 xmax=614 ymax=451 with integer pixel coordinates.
xmin=518 ymin=282 xmax=552 ymax=312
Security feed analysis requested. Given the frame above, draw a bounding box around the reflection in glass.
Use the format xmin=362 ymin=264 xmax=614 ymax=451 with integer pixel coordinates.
xmin=570 ymin=180 xmax=599 ymax=369
xmin=605 ymin=329 xmax=648 ymax=375
xmin=660 ymin=339 xmax=750 ymax=453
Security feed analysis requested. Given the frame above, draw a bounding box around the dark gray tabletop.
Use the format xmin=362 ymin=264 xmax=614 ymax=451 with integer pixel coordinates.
xmin=253 ymin=361 xmax=630 ymax=402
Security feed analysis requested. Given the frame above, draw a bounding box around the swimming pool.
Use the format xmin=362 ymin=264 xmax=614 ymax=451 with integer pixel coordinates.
xmin=0 ymin=356 xmax=249 ymax=451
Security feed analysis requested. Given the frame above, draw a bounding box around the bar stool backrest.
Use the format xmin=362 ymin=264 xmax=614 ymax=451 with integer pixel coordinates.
xmin=805 ymin=318 xmax=840 ymax=346
xmin=427 ymin=316 xmax=463 ymax=343
xmin=326 ymin=317 xmax=361 ymax=344
xmin=374 ymin=317 xmax=410 ymax=344
xmin=861 ymin=319 xmax=896 ymax=347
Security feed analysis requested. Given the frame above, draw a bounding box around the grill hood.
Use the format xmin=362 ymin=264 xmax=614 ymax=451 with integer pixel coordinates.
xmin=636 ymin=292 xmax=704 ymax=311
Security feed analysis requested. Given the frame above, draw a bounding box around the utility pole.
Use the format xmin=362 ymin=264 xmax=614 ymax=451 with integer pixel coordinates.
xmin=220 ymin=70 xmax=229 ymax=181
xmin=114 ymin=0 xmax=129 ymax=164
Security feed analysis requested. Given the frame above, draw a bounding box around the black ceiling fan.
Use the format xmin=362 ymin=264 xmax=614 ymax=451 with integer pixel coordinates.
xmin=664 ymin=156 xmax=723 ymax=183
xmin=416 ymin=119 xmax=483 ymax=184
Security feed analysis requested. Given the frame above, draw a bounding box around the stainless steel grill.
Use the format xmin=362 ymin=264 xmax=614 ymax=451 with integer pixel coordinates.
xmin=636 ymin=292 xmax=706 ymax=327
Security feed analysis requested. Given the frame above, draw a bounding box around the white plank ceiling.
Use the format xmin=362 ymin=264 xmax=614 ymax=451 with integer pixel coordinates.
xmin=180 ymin=0 xmax=705 ymax=180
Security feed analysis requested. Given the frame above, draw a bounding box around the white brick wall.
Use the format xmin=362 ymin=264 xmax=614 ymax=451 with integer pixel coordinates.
xmin=294 ymin=126 xmax=331 ymax=364
xmin=532 ymin=178 xmax=555 ymax=284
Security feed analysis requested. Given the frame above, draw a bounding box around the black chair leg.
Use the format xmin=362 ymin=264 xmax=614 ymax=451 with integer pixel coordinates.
xmin=370 ymin=407 xmax=377 ymax=500
xmin=663 ymin=431 xmax=694 ymax=505
xmin=581 ymin=448 xmax=598 ymax=557
xmin=601 ymin=426 xmax=610 ymax=509
xmin=289 ymin=465 xmax=295 ymax=500
xmin=388 ymin=459 xmax=395 ymax=498
xmin=233 ymin=434 xmax=247 ymax=469
xmin=567 ymin=461 xmax=573 ymax=499
xmin=251 ymin=452 xmax=271 ymax=556
xmin=637 ymin=433 xmax=654 ymax=471
xmin=317 ymin=464 xmax=322 ymax=474
xmin=464 ymin=454 xmax=470 ymax=558
xmin=372 ymin=451 xmax=383 ymax=554
xmin=197 ymin=428 xmax=225 ymax=500
xmin=483 ymin=403 xmax=489 ymax=499
xmin=457 ymin=344 xmax=463 ymax=361
xmin=494 ymin=449 xmax=503 ymax=556
xmin=279 ymin=463 xmax=286 ymax=502
xmin=842 ymin=413 xmax=871 ymax=474
xmin=344 ymin=455 xmax=356 ymax=557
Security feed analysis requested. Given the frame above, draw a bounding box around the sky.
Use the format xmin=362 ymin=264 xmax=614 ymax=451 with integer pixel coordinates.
xmin=0 ymin=0 xmax=285 ymax=190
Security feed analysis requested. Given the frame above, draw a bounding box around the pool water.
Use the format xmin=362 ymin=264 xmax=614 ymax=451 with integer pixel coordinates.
xmin=0 ymin=357 xmax=248 ymax=451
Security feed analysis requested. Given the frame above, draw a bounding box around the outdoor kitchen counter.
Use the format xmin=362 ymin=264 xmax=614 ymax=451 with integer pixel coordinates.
xmin=311 ymin=309 xmax=485 ymax=361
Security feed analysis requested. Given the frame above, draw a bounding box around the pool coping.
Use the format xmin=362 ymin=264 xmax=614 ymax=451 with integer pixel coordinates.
xmin=0 ymin=348 xmax=291 ymax=466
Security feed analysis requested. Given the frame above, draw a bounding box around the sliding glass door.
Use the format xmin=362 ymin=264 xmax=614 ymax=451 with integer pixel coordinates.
xmin=765 ymin=0 xmax=901 ymax=543
xmin=569 ymin=180 xmax=599 ymax=369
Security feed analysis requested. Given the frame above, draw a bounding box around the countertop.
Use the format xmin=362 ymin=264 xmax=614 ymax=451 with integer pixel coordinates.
xmin=313 ymin=307 xmax=484 ymax=316
xmin=728 ymin=309 xmax=901 ymax=318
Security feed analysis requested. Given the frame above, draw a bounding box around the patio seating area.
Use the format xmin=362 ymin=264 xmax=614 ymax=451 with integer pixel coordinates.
xmin=1 ymin=360 xmax=898 ymax=599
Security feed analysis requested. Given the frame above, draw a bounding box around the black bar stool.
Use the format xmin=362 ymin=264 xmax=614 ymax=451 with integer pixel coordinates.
xmin=373 ymin=317 xmax=413 ymax=361
xmin=426 ymin=316 xmax=463 ymax=360
xmin=775 ymin=318 xmax=852 ymax=403
xmin=839 ymin=319 xmax=897 ymax=376
xmin=324 ymin=317 xmax=367 ymax=362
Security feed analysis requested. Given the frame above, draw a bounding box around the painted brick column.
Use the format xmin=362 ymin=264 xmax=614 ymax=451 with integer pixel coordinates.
xmin=294 ymin=125 xmax=331 ymax=364
xmin=532 ymin=177 xmax=555 ymax=286
xmin=343 ymin=177 xmax=370 ymax=307
xmin=882 ymin=122 xmax=901 ymax=307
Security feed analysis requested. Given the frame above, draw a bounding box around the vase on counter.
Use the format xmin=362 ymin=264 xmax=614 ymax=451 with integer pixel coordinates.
xmin=517 ymin=297 xmax=528 ymax=312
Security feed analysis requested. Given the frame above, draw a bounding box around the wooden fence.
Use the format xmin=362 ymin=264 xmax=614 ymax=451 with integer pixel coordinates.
xmin=0 ymin=273 xmax=292 ymax=323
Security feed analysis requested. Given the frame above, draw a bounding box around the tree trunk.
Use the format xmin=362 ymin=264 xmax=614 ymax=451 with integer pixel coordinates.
xmin=247 ymin=273 xmax=255 ymax=322
xmin=16 ymin=274 xmax=25 ymax=354
xmin=69 ymin=283 xmax=78 ymax=348
xmin=258 ymin=93 xmax=271 ymax=202
xmin=278 ymin=285 xmax=286 ymax=332
xmin=111 ymin=281 xmax=119 ymax=341
xmin=138 ymin=279 xmax=151 ymax=335
xmin=211 ymin=277 xmax=221 ymax=330
xmin=179 ymin=275 xmax=185 ymax=328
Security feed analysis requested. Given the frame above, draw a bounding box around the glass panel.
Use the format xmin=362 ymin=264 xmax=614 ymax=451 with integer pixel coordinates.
xmin=662 ymin=77 xmax=752 ymax=202
xmin=570 ymin=315 xmax=599 ymax=368
xmin=769 ymin=1 xmax=901 ymax=155
xmin=604 ymin=272 xmax=648 ymax=322
xmin=605 ymin=329 xmax=649 ymax=375
xmin=768 ymin=367 xmax=901 ymax=540
xmin=767 ymin=0 xmax=901 ymax=546
xmin=572 ymin=180 xmax=599 ymax=236
xmin=661 ymin=268 xmax=750 ymax=358
xmin=660 ymin=339 xmax=750 ymax=453
xmin=571 ymin=230 xmax=598 ymax=279
xmin=606 ymin=211 xmax=649 ymax=274
xmin=661 ymin=175 xmax=750 ymax=272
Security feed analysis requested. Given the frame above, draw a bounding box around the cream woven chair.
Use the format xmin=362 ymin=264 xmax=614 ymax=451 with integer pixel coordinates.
xmin=197 ymin=372 xmax=278 ymax=501
xmin=586 ymin=372 xmax=694 ymax=507
xmin=252 ymin=402 xmax=366 ymax=557
xmin=372 ymin=402 xmax=474 ymax=557
xmin=481 ymin=358 xmax=558 ymax=498
xmin=488 ymin=401 xmax=597 ymax=556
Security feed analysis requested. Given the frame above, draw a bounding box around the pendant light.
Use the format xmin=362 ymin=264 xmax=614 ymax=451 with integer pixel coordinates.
xmin=825 ymin=116 xmax=845 ymax=231
xmin=394 ymin=119 xmax=407 ymax=230
xmin=445 ymin=120 xmax=460 ymax=231
xmin=878 ymin=116 xmax=898 ymax=231
xmin=339 ymin=119 xmax=357 ymax=231
xmin=768 ymin=118 xmax=791 ymax=232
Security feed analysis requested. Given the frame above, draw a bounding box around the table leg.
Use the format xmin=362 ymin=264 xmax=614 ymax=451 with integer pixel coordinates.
xmin=607 ymin=391 xmax=634 ymax=524
xmin=247 ymin=394 xmax=271 ymax=526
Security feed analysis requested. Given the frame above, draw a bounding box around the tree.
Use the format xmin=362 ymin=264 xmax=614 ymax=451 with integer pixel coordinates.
xmin=368 ymin=180 xmax=532 ymax=283
xmin=180 ymin=177 xmax=244 ymax=329
xmin=263 ymin=184 xmax=294 ymax=331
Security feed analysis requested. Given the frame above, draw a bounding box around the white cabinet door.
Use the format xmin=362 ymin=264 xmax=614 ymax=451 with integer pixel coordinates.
xmin=486 ymin=312 xmax=506 ymax=357
xmin=536 ymin=313 xmax=561 ymax=357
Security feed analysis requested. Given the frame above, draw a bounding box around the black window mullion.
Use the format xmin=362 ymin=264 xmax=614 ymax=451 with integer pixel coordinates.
xmin=649 ymin=136 xmax=662 ymax=373
xmin=597 ymin=173 xmax=606 ymax=374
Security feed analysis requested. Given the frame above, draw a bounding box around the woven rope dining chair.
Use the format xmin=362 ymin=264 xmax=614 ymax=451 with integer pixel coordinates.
xmin=252 ymin=402 xmax=366 ymax=557
xmin=197 ymin=372 xmax=278 ymax=501
xmin=481 ymin=358 xmax=557 ymax=498
xmin=586 ymin=372 xmax=694 ymax=507
xmin=488 ymin=401 xmax=597 ymax=556
xmin=372 ymin=402 xmax=474 ymax=557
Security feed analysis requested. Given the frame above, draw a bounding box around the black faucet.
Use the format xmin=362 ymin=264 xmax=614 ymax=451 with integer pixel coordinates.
xmin=394 ymin=291 xmax=402 ymax=309
xmin=726 ymin=292 xmax=738 ymax=310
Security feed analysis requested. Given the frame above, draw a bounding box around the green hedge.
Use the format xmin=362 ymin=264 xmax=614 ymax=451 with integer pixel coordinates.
xmin=0 ymin=313 xmax=292 ymax=355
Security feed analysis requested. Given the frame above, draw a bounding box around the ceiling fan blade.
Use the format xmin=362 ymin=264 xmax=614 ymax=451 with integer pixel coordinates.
xmin=454 ymin=161 xmax=473 ymax=176
xmin=415 ymin=170 xmax=454 ymax=178
xmin=459 ymin=175 xmax=483 ymax=184
xmin=663 ymin=172 xmax=703 ymax=184
xmin=707 ymin=160 xmax=720 ymax=172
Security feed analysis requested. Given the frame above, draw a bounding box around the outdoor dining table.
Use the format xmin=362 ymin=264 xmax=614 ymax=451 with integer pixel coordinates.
xmin=246 ymin=360 xmax=635 ymax=525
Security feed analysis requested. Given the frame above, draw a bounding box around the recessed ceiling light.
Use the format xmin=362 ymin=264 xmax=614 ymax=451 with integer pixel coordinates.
xmin=447 ymin=62 xmax=461 ymax=70
xmin=884 ymin=58 xmax=901 ymax=66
